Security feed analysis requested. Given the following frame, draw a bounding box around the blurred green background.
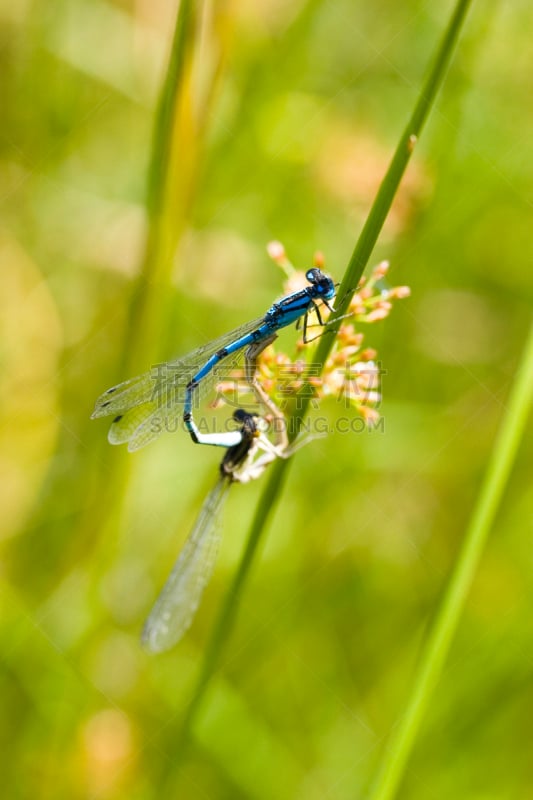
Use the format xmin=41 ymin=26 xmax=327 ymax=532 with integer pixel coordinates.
xmin=1 ymin=1 xmax=532 ymax=798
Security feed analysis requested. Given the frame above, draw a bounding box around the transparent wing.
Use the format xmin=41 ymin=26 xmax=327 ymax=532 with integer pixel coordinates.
xmin=141 ymin=478 xmax=231 ymax=653
xmin=91 ymin=317 xmax=264 ymax=451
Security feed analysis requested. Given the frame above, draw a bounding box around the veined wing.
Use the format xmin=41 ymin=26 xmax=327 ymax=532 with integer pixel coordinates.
xmin=142 ymin=478 xmax=230 ymax=653
xmin=91 ymin=316 xmax=264 ymax=451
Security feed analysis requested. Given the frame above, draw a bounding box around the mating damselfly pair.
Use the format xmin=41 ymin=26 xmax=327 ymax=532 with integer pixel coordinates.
xmin=92 ymin=267 xmax=337 ymax=652
xmin=92 ymin=268 xmax=335 ymax=451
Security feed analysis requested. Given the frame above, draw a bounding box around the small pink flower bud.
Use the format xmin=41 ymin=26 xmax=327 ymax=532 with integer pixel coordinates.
xmin=267 ymin=240 xmax=286 ymax=263
xmin=313 ymin=250 xmax=325 ymax=269
xmin=366 ymin=307 xmax=390 ymax=322
xmin=359 ymin=348 xmax=377 ymax=360
xmin=373 ymin=260 xmax=389 ymax=279
xmin=389 ymin=285 xmax=411 ymax=299
xmin=359 ymin=406 xmax=381 ymax=422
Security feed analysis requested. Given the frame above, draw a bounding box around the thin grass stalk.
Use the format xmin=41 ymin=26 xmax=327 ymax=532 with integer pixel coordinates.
xmin=147 ymin=2 xmax=195 ymax=221
xmin=174 ymin=457 xmax=290 ymax=754
xmin=122 ymin=0 xmax=197 ymax=374
xmin=80 ymin=2 xmax=230 ymax=567
xmin=85 ymin=0 xmax=196 ymax=502
xmin=73 ymin=2 xmax=198 ymax=563
xmin=123 ymin=2 xmax=232 ymax=375
xmin=314 ymin=0 xmax=473 ymax=369
xmin=175 ymin=0 xmax=474 ymax=754
xmin=369 ymin=318 xmax=533 ymax=800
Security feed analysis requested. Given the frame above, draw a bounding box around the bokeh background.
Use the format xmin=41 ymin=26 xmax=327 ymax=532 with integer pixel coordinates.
xmin=1 ymin=1 xmax=532 ymax=798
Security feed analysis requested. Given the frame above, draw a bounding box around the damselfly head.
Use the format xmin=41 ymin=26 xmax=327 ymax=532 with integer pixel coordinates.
xmin=305 ymin=268 xmax=336 ymax=301
xmin=232 ymin=408 xmax=259 ymax=436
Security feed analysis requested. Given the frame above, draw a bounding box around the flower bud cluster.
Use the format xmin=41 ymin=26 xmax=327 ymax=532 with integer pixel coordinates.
xmin=212 ymin=243 xmax=410 ymax=422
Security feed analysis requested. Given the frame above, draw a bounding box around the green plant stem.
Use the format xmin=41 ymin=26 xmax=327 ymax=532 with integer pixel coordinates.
xmin=176 ymin=0 xmax=474 ymax=754
xmin=147 ymin=1 xmax=194 ymax=221
xmin=75 ymin=2 xmax=198 ymax=565
xmin=175 ymin=457 xmax=290 ymax=753
xmin=122 ymin=0 xmax=196 ymax=374
xmin=369 ymin=318 xmax=533 ymax=800
xmin=315 ymin=0 xmax=473 ymax=367
xmin=80 ymin=0 xmax=228 ymax=575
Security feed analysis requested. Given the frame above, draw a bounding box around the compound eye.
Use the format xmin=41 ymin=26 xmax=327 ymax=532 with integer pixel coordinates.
xmin=305 ymin=268 xmax=319 ymax=284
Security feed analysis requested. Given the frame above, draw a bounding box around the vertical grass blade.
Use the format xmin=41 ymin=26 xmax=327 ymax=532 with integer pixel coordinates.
xmin=122 ymin=0 xmax=232 ymax=374
xmin=78 ymin=1 xmax=229 ymax=567
xmin=173 ymin=457 xmax=290 ymax=754
xmin=175 ymin=0 xmax=475 ymax=757
xmin=315 ymin=0 xmax=474 ymax=362
xmin=369 ymin=318 xmax=533 ymax=800
xmin=122 ymin=0 xmax=197 ymax=373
